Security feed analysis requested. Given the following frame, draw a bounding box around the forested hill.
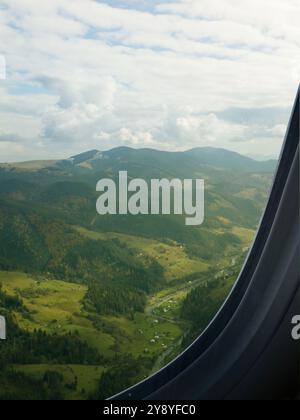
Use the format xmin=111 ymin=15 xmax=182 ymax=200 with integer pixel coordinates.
xmin=0 ymin=146 xmax=276 ymax=400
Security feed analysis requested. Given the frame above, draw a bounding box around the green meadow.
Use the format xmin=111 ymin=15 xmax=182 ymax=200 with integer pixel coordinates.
xmin=73 ymin=226 xmax=209 ymax=281
xmin=14 ymin=364 xmax=106 ymax=400
xmin=0 ymin=270 xmax=184 ymax=398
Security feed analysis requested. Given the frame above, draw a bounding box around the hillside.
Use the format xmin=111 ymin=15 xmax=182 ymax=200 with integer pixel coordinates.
xmin=0 ymin=147 xmax=275 ymax=399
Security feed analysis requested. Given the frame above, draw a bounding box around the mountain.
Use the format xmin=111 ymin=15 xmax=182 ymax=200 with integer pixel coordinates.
xmin=0 ymin=146 xmax=277 ymax=175
xmin=0 ymin=146 xmax=276 ymax=400
xmin=184 ymin=147 xmax=277 ymax=172
xmin=0 ymin=146 xmax=276 ymax=267
xmin=68 ymin=146 xmax=277 ymax=174
xmin=246 ymin=153 xmax=278 ymax=162
xmin=0 ymin=146 xmax=275 ymax=252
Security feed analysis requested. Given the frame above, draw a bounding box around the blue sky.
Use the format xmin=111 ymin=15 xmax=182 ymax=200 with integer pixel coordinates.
xmin=99 ymin=0 xmax=175 ymax=12
xmin=0 ymin=0 xmax=299 ymax=162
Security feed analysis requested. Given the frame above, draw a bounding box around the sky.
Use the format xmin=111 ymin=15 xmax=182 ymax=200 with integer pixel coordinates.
xmin=0 ymin=0 xmax=299 ymax=162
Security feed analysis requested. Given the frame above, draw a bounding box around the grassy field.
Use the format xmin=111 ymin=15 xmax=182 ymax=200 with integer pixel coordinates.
xmin=0 ymin=270 xmax=184 ymax=394
xmin=102 ymin=313 xmax=183 ymax=357
xmin=14 ymin=364 xmax=106 ymax=400
xmin=0 ymin=271 xmax=184 ymax=356
xmin=0 ymin=160 xmax=57 ymax=171
xmin=231 ymin=226 xmax=256 ymax=244
xmin=74 ymin=226 xmax=209 ymax=281
xmin=0 ymin=271 xmax=114 ymax=357
xmin=0 ymin=222 xmax=253 ymax=398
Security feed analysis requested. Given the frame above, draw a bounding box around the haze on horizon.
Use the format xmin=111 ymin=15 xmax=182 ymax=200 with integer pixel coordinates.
xmin=0 ymin=0 xmax=299 ymax=162
xmin=0 ymin=145 xmax=279 ymax=165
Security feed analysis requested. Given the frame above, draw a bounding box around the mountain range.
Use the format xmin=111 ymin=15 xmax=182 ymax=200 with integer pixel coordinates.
xmin=0 ymin=146 xmax=277 ymax=400
xmin=1 ymin=146 xmax=277 ymax=173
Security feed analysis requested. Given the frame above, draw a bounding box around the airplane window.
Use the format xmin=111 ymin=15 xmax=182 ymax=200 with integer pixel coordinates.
xmin=0 ymin=0 xmax=298 ymax=401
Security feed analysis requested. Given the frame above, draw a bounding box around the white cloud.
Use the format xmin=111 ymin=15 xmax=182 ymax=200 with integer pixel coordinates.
xmin=0 ymin=0 xmax=299 ymax=161
xmin=174 ymin=114 xmax=246 ymax=144
xmin=266 ymin=124 xmax=287 ymax=137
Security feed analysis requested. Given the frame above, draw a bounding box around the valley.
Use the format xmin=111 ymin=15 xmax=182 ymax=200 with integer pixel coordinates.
xmin=0 ymin=146 xmax=274 ymax=399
